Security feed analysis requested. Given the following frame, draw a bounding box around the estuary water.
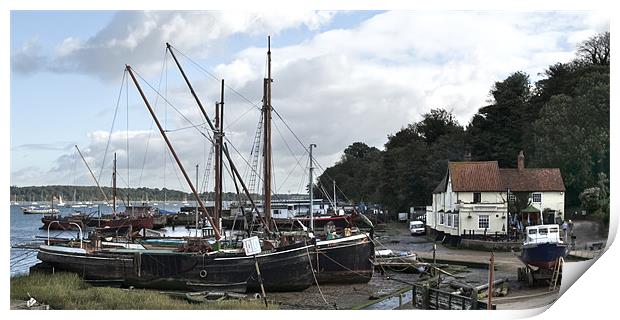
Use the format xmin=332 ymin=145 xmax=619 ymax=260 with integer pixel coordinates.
xmin=9 ymin=202 xmax=208 ymax=277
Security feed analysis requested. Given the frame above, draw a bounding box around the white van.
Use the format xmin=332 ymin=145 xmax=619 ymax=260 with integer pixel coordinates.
xmin=409 ymin=221 xmax=425 ymax=236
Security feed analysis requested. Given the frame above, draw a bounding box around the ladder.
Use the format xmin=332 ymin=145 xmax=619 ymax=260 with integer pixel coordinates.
xmin=247 ymin=114 xmax=263 ymax=195
xmin=549 ymin=256 xmax=564 ymax=291
xmin=200 ymin=144 xmax=215 ymax=196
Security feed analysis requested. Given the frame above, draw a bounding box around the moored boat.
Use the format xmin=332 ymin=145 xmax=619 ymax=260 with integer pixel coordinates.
xmin=22 ymin=206 xmax=60 ymax=214
xmin=313 ymin=232 xmax=375 ymax=283
xmin=35 ymin=238 xmax=314 ymax=292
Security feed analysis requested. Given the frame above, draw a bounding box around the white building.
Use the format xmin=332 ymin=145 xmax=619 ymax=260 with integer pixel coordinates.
xmin=426 ymin=151 xmax=565 ymax=239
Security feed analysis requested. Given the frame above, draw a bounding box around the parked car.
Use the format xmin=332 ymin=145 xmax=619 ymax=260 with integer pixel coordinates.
xmin=398 ymin=212 xmax=408 ymax=222
xmin=409 ymin=221 xmax=425 ymax=236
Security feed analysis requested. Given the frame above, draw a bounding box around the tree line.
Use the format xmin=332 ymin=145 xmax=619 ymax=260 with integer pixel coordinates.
xmin=316 ymin=32 xmax=609 ymax=217
xmin=10 ymin=185 xmax=310 ymax=204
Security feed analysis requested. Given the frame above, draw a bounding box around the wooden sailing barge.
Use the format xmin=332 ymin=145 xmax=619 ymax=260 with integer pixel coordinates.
xmin=34 ymin=37 xmax=374 ymax=292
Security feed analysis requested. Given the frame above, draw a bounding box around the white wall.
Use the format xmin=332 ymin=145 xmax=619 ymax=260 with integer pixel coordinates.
xmin=530 ymin=191 xmax=565 ymax=217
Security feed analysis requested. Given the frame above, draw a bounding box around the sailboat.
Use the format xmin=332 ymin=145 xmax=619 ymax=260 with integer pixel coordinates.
xmin=34 ymin=44 xmax=316 ymax=292
xmin=57 ymin=194 xmax=66 ymax=207
xmin=11 ymin=194 xmax=19 ymax=206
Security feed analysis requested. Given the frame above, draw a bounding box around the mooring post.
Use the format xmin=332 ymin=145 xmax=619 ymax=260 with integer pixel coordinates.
xmin=488 ymin=251 xmax=495 ymax=310
xmin=422 ymin=285 xmax=430 ymax=309
xmin=470 ymin=289 xmax=478 ymax=310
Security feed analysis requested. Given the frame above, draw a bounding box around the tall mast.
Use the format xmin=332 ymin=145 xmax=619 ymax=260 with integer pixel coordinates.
xmin=309 ymin=143 xmax=316 ymax=231
xmin=214 ymin=83 xmax=223 ymax=233
xmin=195 ymin=164 xmax=199 ymax=237
xmin=113 ymin=153 xmax=117 ymax=214
xmin=126 ymin=65 xmax=221 ymax=241
xmin=262 ymin=36 xmax=273 ymax=231
xmin=333 ymin=180 xmax=337 ymax=214
xmin=165 ymin=43 xmax=268 ymax=231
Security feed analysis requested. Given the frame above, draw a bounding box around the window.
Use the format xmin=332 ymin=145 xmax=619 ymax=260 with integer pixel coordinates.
xmin=447 ymin=214 xmax=452 ymax=227
xmin=539 ymin=228 xmax=548 ymax=235
xmin=453 ymin=214 xmax=459 ymax=229
xmin=509 ymin=193 xmax=516 ymax=202
xmin=529 ymin=229 xmax=537 ymax=235
xmin=473 ymin=192 xmax=481 ymax=203
xmin=478 ymin=215 xmax=489 ymax=229
xmin=532 ymin=193 xmax=542 ymax=203
xmin=439 ymin=213 xmax=445 ymax=225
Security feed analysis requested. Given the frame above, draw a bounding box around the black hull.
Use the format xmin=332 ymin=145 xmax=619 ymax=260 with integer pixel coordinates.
xmin=36 ymin=243 xmax=314 ymax=292
xmin=37 ymin=246 xmax=134 ymax=281
xmin=314 ymin=234 xmax=375 ymax=284
xmin=520 ymin=242 xmax=568 ymax=269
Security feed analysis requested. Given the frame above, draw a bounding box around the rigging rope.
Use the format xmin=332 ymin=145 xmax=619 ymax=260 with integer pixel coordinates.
xmin=97 ymin=70 xmax=126 ymax=182
xmin=131 ymin=68 xmax=213 ymax=144
xmin=139 ymin=48 xmax=169 ymax=188
xmin=303 ymin=239 xmax=333 ymax=309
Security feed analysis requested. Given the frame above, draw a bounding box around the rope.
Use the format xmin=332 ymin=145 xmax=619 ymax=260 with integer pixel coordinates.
xmin=168 ymin=45 xmax=262 ymax=112
xmin=131 ymin=68 xmax=213 ymax=144
xmin=272 ymin=119 xmax=307 ymax=194
xmin=303 ymin=240 xmax=333 ymax=309
xmin=97 ymin=69 xmax=126 ymax=182
xmin=316 ymin=251 xmax=370 ymax=279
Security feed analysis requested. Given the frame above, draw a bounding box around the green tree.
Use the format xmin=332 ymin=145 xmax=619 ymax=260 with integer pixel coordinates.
xmin=467 ymin=71 xmax=532 ymax=167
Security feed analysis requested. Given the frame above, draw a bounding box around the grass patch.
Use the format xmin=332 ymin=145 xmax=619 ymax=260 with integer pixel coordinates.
xmin=11 ymin=272 xmax=276 ymax=310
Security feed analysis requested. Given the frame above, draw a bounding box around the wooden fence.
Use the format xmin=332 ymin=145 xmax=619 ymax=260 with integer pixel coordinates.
xmin=411 ymin=284 xmax=495 ymax=310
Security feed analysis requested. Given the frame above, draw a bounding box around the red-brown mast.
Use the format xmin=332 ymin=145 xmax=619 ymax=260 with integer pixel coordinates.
xmin=262 ymin=36 xmax=273 ymax=231
xmin=125 ymin=65 xmax=221 ymax=241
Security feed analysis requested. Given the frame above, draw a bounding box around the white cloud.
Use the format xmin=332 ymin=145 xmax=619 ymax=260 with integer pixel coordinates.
xmin=12 ymin=11 xmax=336 ymax=81
xmin=11 ymin=11 xmax=610 ymax=193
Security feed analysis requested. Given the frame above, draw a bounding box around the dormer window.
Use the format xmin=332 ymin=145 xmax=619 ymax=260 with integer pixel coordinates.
xmin=473 ymin=192 xmax=481 ymax=203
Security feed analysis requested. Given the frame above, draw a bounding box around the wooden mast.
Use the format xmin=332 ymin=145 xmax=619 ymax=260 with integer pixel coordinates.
xmin=125 ymin=65 xmax=221 ymax=241
xmin=309 ymin=143 xmax=316 ymax=231
xmin=165 ymin=43 xmax=268 ymax=230
xmin=112 ymin=153 xmax=117 ymax=215
xmin=214 ymin=82 xmax=224 ymax=234
xmin=262 ymin=36 xmax=273 ymax=231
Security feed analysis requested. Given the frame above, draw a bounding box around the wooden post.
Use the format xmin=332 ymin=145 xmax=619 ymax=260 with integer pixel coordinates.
xmin=422 ymin=285 xmax=430 ymax=309
xmin=487 ymin=251 xmax=495 ymax=310
xmin=254 ymin=255 xmax=268 ymax=308
xmin=470 ymin=288 xmax=478 ymax=310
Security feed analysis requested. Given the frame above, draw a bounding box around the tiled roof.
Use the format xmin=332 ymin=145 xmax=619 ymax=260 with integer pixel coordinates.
xmin=433 ymin=160 xmax=565 ymax=194
xmin=434 ymin=161 xmax=504 ymax=193
xmin=500 ymin=168 xmax=565 ymax=192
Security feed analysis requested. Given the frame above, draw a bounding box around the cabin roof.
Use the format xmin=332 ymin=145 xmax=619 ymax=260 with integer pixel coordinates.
xmin=500 ymin=168 xmax=565 ymax=192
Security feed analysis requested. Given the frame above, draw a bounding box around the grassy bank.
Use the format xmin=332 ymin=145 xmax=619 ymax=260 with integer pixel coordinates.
xmin=10 ymin=272 xmax=276 ymax=310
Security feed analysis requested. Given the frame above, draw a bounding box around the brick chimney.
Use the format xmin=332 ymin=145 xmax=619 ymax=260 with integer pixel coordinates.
xmin=464 ymin=152 xmax=472 ymax=161
xmin=518 ymin=150 xmax=525 ymax=171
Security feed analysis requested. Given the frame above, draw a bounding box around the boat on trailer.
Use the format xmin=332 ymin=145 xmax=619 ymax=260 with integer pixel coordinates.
xmin=520 ymin=224 xmax=568 ymax=269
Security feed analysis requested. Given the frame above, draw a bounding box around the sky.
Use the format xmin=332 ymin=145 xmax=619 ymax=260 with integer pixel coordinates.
xmin=10 ymin=10 xmax=609 ymax=195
